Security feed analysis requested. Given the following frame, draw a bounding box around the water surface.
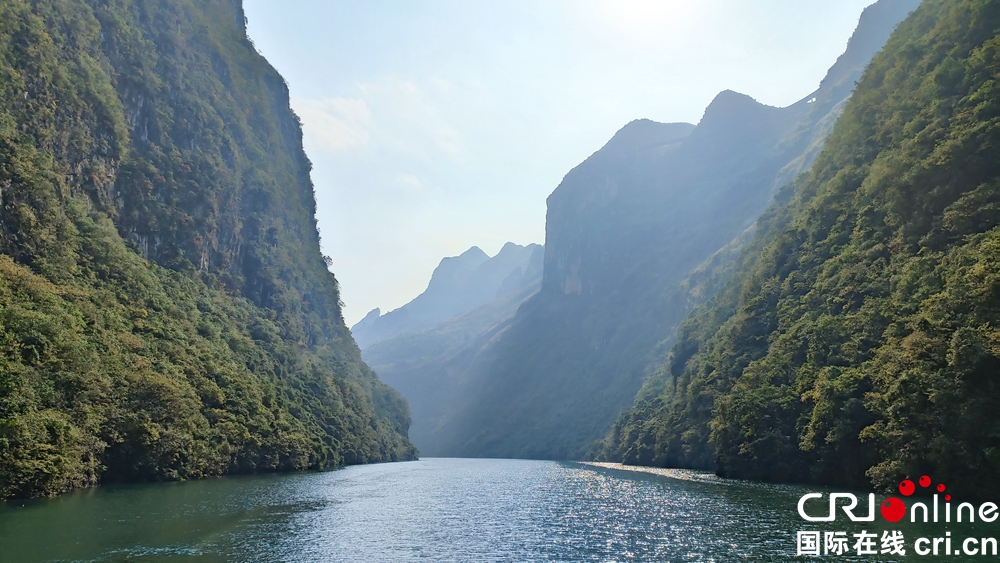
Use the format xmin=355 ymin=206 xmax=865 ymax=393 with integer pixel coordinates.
xmin=0 ymin=458 xmax=985 ymax=562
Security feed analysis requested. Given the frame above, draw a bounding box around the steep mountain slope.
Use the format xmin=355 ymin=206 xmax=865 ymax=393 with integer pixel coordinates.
xmin=364 ymin=281 xmax=541 ymax=454
xmin=423 ymin=0 xmax=920 ymax=460
xmin=355 ymin=243 xmax=543 ymax=453
xmin=0 ymin=0 xmax=413 ymax=499
xmin=598 ymin=0 xmax=1000 ymax=499
xmin=352 ymin=243 xmax=542 ymax=348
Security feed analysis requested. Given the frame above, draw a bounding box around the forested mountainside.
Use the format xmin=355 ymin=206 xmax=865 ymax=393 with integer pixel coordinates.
xmin=352 ymin=243 xmax=542 ymax=349
xmin=0 ymin=0 xmax=414 ymax=500
xmin=596 ymin=0 xmax=1000 ymax=499
xmin=417 ymin=0 xmax=920 ymax=461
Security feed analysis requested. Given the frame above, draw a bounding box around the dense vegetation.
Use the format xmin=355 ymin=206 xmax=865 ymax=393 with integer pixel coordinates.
xmin=596 ymin=0 xmax=1000 ymax=499
xmin=420 ymin=0 xmax=918 ymax=461
xmin=0 ymin=0 xmax=414 ymax=499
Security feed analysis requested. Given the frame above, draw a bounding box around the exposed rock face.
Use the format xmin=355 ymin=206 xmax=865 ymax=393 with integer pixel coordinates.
xmin=416 ymin=0 xmax=921 ymax=460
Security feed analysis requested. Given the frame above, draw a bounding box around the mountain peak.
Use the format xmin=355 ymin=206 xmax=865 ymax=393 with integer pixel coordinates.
xmin=697 ymin=90 xmax=771 ymax=128
xmin=459 ymin=246 xmax=489 ymax=260
xmin=351 ymin=243 xmax=543 ymax=348
xmin=808 ymin=0 xmax=922 ymax=102
xmin=602 ymin=119 xmax=695 ymax=155
xmin=353 ymin=307 xmax=381 ymax=330
xmin=497 ymin=241 xmax=523 ymax=255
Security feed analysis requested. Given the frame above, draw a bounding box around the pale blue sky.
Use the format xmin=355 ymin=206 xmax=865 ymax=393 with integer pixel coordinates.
xmin=243 ymin=0 xmax=877 ymax=325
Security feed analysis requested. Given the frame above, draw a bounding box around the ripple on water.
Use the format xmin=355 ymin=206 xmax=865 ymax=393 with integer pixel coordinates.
xmin=0 ymin=458 xmax=971 ymax=562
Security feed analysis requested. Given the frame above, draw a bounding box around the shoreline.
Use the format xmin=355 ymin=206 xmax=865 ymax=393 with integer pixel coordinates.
xmin=578 ymin=461 xmax=725 ymax=485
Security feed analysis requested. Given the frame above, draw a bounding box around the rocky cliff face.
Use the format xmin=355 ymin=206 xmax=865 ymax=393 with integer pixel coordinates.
xmin=420 ymin=0 xmax=921 ymax=461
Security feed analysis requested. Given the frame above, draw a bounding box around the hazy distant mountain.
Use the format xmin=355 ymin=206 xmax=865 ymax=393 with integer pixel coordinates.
xmin=363 ymin=280 xmax=541 ymax=452
xmin=352 ymin=243 xmax=543 ymax=348
xmin=416 ymin=0 xmax=921 ymax=460
xmin=357 ymin=243 xmax=544 ymax=453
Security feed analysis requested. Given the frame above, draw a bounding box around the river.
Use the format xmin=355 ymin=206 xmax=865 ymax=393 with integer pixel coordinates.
xmin=0 ymin=458 xmax=985 ymax=562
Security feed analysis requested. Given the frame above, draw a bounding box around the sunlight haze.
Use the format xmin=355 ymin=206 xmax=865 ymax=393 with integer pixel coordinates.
xmin=243 ymin=0 xmax=877 ymax=325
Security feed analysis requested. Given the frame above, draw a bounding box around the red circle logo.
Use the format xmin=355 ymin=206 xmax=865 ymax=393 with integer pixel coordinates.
xmin=881 ymin=497 xmax=907 ymax=522
xmin=899 ymin=479 xmax=915 ymax=496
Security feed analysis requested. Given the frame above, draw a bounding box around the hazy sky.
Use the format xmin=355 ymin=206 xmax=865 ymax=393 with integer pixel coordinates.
xmin=243 ymin=0 xmax=877 ymax=326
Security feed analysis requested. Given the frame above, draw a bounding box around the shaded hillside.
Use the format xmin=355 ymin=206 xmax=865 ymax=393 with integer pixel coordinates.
xmin=597 ymin=0 xmax=1000 ymax=499
xmin=352 ymin=243 xmax=542 ymax=348
xmin=0 ymin=0 xmax=413 ymax=499
xmin=423 ymin=0 xmax=920 ymax=460
xmin=364 ymin=281 xmax=541 ymax=454
xmin=357 ymin=243 xmax=543 ymax=453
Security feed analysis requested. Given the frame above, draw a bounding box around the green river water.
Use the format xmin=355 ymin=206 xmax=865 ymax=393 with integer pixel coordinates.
xmin=0 ymin=458 xmax=991 ymax=562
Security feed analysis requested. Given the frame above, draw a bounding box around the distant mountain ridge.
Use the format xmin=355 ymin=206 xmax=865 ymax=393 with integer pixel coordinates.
xmin=413 ymin=0 xmax=921 ymax=460
xmin=352 ymin=243 xmax=542 ymax=348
